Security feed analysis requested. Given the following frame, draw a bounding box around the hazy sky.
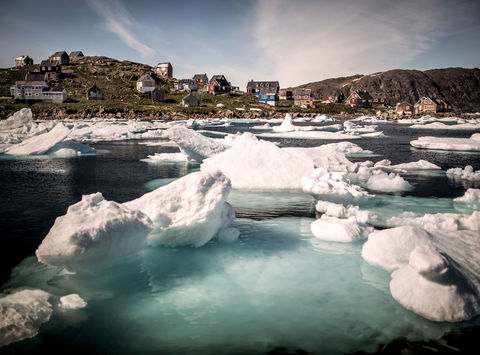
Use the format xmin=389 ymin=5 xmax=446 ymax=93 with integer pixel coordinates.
xmin=1 ymin=0 xmax=479 ymax=87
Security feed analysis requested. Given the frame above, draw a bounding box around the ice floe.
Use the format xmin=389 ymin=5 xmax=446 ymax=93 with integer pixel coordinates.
xmin=0 ymin=289 xmax=52 ymax=347
xmin=142 ymin=152 xmax=189 ymax=163
xmin=59 ymin=294 xmax=87 ymax=310
xmin=365 ymin=171 xmax=413 ymax=192
xmin=311 ymin=215 xmax=373 ymax=242
xmin=410 ymin=134 xmax=480 ymax=152
xmin=409 ymin=122 xmax=480 ymax=130
xmin=447 ymin=165 xmax=480 ymax=181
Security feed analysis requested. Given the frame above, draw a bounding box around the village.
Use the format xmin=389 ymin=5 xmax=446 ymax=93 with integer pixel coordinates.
xmin=7 ymin=51 xmax=455 ymax=119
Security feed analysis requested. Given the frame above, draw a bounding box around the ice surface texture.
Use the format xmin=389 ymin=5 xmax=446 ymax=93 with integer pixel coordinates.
xmin=0 ymin=289 xmax=52 ymax=347
xmin=410 ymin=134 xmax=480 ymax=152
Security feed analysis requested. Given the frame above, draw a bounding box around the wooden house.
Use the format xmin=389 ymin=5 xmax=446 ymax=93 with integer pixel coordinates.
xmin=182 ymin=93 xmax=200 ymax=107
xmin=414 ymin=97 xmax=437 ymax=114
xmin=192 ymin=74 xmax=209 ymax=86
xmin=175 ymin=79 xmax=197 ymax=92
xmin=136 ymin=74 xmax=156 ymax=93
xmin=207 ymin=75 xmax=231 ymax=95
xmin=294 ymin=88 xmax=314 ymax=107
xmin=154 ymin=62 xmax=173 ymax=78
xmin=25 ymin=72 xmax=47 ymax=81
xmin=258 ymin=89 xmax=279 ymax=106
xmin=279 ymin=89 xmax=293 ymax=100
xmin=345 ymin=91 xmax=373 ymax=107
xmin=87 ymin=84 xmax=106 ymax=100
xmin=437 ymin=99 xmax=452 ymax=112
xmin=70 ymin=51 xmax=84 ymax=60
xmin=371 ymin=92 xmax=387 ymax=107
xmin=151 ymin=86 xmax=165 ymax=102
xmin=395 ymin=101 xmax=413 ymax=115
xmin=49 ymin=51 xmax=70 ymax=65
xmin=246 ymin=80 xmax=280 ymax=95
xmin=40 ymin=60 xmax=61 ymax=80
xmin=15 ymin=55 xmax=33 ymax=67
xmin=10 ymin=81 xmax=66 ymax=103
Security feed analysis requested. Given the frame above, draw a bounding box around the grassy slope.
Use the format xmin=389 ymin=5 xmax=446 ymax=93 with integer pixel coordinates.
xmin=0 ymin=56 xmax=366 ymax=119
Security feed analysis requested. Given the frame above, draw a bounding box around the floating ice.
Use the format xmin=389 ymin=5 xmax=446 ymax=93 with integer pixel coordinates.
xmin=311 ymin=215 xmax=374 ymax=242
xmin=315 ymin=200 xmax=370 ymax=224
xmin=362 ymin=225 xmax=480 ymax=322
xmin=344 ymin=121 xmax=377 ymax=133
xmin=0 ymin=108 xmax=34 ymax=130
xmin=454 ymin=189 xmax=480 ymax=210
xmin=258 ymin=130 xmax=362 ymax=140
xmin=124 ymin=170 xmax=237 ymax=247
xmin=0 ymin=289 xmax=52 ymax=347
xmin=273 ymin=113 xmax=295 ymax=132
xmin=447 ymin=165 xmax=480 ymax=181
xmin=142 ymin=152 xmax=189 ymax=163
xmin=5 ymin=123 xmax=70 ymax=155
xmin=59 ymin=294 xmax=87 ymax=309
xmin=409 ymin=122 xmax=480 ymax=130
xmin=163 ymin=126 xmax=228 ymax=161
xmin=365 ymin=171 xmax=413 ymax=192
xmin=410 ymin=135 xmax=480 ymax=152
xmin=312 ymin=114 xmax=338 ymax=122
xmin=322 ymin=141 xmax=374 ymax=157
xmin=36 ymin=193 xmax=152 ymax=267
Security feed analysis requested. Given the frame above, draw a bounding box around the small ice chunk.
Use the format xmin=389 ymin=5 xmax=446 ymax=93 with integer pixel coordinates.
xmin=365 ymin=171 xmax=413 ymax=192
xmin=142 ymin=152 xmax=188 ymax=163
xmin=310 ymin=216 xmax=374 ymax=242
xmin=315 ymin=200 xmax=370 ymax=224
xmin=447 ymin=165 xmax=480 ymax=181
xmin=0 ymin=289 xmax=52 ymax=347
xmin=36 ymin=193 xmax=152 ymax=267
xmin=391 ymin=160 xmax=441 ymax=171
xmin=273 ymin=113 xmax=295 ymax=132
xmin=59 ymin=294 xmax=87 ymax=309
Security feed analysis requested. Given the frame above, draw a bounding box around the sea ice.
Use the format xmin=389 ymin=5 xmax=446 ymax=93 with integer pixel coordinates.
xmin=0 ymin=289 xmax=52 ymax=347
xmin=447 ymin=165 xmax=480 ymax=181
xmin=5 ymin=123 xmax=71 ymax=155
xmin=365 ymin=171 xmax=413 ymax=192
xmin=124 ymin=170 xmax=237 ymax=247
xmin=142 ymin=152 xmax=189 ymax=163
xmin=163 ymin=126 xmax=228 ymax=161
xmin=315 ymin=200 xmax=370 ymax=224
xmin=409 ymin=122 xmax=480 ymax=130
xmin=410 ymin=135 xmax=480 ymax=152
xmin=36 ymin=193 xmax=152 ymax=267
xmin=453 ymin=189 xmax=480 ymax=210
xmin=310 ymin=215 xmax=374 ymax=242
xmin=0 ymin=108 xmax=34 ymax=130
xmin=59 ymin=294 xmax=87 ymax=309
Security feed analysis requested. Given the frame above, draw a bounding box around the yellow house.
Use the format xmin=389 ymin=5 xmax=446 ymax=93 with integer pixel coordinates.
xmin=414 ymin=97 xmax=437 ymax=114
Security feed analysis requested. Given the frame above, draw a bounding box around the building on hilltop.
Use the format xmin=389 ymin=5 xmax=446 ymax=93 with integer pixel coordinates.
xmin=246 ymin=80 xmax=280 ymax=95
xmin=345 ymin=90 xmax=373 ymax=108
xmin=279 ymin=89 xmax=293 ymax=100
xmin=175 ymin=79 xmax=197 ymax=92
xmin=294 ymin=88 xmax=314 ymax=107
xmin=15 ymin=55 xmax=33 ymax=67
xmin=136 ymin=74 xmax=156 ymax=93
xmin=10 ymin=81 xmax=67 ymax=103
xmin=258 ymin=89 xmax=279 ymax=106
xmin=49 ymin=51 xmax=70 ymax=65
xmin=154 ymin=62 xmax=173 ymax=78
xmin=207 ymin=75 xmax=231 ymax=95
xmin=182 ymin=93 xmax=200 ymax=107
xmin=87 ymin=84 xmax=106 ymax=100
xmin=395 ymin=101 xmax=413 ymax=115
xmin=39 ymin=60 xmax=61 ymax=80
xmin=70 ymin=51 xmax=84 ymax=60
xmin=192 ymin=74 xmax=209 ymax=87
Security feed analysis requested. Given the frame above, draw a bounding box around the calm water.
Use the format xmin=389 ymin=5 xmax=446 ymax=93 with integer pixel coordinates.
xmin=0 ymin=121 xmax=479 ymax=354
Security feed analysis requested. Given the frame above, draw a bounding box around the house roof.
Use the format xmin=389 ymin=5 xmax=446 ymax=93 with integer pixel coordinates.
xmin=138 ymin=74 xmax=155 ymax=82
xmin=51 ymin=51 xmax=68 ymax=57
xmin=16 ymin=55 xmax=30 ymax=61
xmin=157 ymin=62 xmax=171 ymax=67
xmin=193 ymin=74 xmax=207 ymax=80
xmin=294 ymin=88 xmax=311 ymax=96
xmin=415 ymin=96 xmax=438 ymax=106
xmin=40 ymin=60 xmax=59 ymax=67
xmin=210 ymin=75 xmax=230 ymax=86
xmin=259 ymin=88 xmax=277 ymax=95
xmin=247 ymin=81 xmax=280 ymax=90
xmin=15 ymin=80 xmax=47 ymax=86
xmin=182 ymin=93 xmax=198 ymax=101
xmin=25 ymin=72 xmax=47 ymax=81
xmin=70 ymin=51 xmax=84 ymax=57
xmin=351 ymin=91 xmax=373 ymax=101
xmin=88 ymin=84 xmax=105 ymax=93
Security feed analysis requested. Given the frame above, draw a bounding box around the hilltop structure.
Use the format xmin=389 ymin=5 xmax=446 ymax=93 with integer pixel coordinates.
xmin=154 ymin=63 xmax=173 ymax=78
xmin=15 ymin=55 xmax=33 ymax=67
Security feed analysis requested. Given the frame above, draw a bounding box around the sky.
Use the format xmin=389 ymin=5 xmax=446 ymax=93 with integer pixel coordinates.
xmin=1 ymin=0 xmax=479 ymax=88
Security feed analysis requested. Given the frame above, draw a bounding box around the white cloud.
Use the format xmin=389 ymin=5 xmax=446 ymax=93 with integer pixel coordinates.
xmin=87 ymin=0 xmax=155 ymax=58
xmin=252 ymin=0 xmax=479 ymax=87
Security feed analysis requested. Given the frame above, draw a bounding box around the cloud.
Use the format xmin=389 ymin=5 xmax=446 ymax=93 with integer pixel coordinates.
xmin=252 ymin=0 xmax=480 ymax=87
xmin=87 ymin=0 xmax=155 ymax=58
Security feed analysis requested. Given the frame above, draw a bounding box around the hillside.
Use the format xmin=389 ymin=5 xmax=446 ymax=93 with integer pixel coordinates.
xmin=296 ymin=67 xmax=480 ymax=112
xmin=0 ymin=56 xmax=362 ymax=119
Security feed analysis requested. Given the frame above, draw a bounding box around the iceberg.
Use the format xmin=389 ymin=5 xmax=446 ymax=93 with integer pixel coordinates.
xmin=36 ymin=193 xmax=152 ymax=268
xmin=410 ymin=135 xmax=480 ymax=152
xmin=311 ymin=215 xmax=373 ymax=242
xmin=163 ymin=126 xmax=228 ymax=161
xmin=447 ymin=165 xmax=480 ymax=181
xmin=0 ymin=289 xmax=52 ymax=347
xmin=272 ymin=113 xmax=296 ymax=132
xmin=59 ymin=294 xmax=87 ymax=310
xmin=124 ymin=170 xmax=237 ymax=247
xmin=362 ymin=225 xmax=480 ymax=322
xmin=0 ymin=108 xmax=34 ymax=130
xmin=5 ymin=123 xmax=71 ymax=155
xmin=365 ymin=171 xmax=413 ymax=192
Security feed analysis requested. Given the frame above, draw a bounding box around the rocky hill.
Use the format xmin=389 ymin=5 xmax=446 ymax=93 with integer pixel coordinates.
xmin=296 ymin=67 xmax=480 ymax=112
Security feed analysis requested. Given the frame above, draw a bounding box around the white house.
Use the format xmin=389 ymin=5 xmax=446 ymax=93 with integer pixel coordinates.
xmin=10 ymin=81 xmax=67 ymax=103
xmin=175 ymin=79 xmax=197 ymax=92
xmin=154 ymin=62 xmax=173 ymax=78
xmin=136 ymin=74 xmax=156 ymax=93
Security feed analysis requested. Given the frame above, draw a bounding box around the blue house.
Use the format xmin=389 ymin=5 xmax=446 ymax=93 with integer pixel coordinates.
xmin=258 ymin=89 xmax=279 ymax=106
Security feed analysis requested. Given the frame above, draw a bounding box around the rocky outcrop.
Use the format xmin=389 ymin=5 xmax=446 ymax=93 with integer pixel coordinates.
xmin=295 ymin=68 xmax=480 ymax=112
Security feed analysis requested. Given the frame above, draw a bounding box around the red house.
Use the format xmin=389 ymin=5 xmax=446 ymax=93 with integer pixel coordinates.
xmin=371 ymin=92 xmax=387 ymax=107
xmin=345 ymin=91 xmax=373 ymax=108
xmin=207 ymin=75 xmax=231 ymax=95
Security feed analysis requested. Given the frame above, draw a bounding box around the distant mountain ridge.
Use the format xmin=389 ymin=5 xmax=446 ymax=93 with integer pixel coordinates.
xmin=294 ymin=67 xmax=480 ymax=112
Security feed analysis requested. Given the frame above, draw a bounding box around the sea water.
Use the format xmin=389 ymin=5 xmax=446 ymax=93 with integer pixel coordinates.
xmin=1 ymin=121 xmax=479 ymax=354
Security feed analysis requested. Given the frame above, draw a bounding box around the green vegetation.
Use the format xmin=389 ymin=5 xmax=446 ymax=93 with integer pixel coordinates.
xmin=0 ymin=56 xmax=371 ymax=119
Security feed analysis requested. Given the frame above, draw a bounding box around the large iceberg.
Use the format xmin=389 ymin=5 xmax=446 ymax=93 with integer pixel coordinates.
xmin=0 ymin=289 xmax=52 ymax=347
xmin=362 ymin=225 xmax=480 ymax=322
xmin=163 ymin=126 xmax=228 ymax=161
xmin=125 ymin=170 xmax=237 ymax=247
